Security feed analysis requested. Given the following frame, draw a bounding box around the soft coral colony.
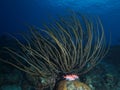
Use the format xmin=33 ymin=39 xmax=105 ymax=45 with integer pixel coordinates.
xmin=0 ymin=13 xmax=109 ymax=90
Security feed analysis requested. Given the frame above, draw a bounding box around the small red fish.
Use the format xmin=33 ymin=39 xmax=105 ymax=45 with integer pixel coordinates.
xmin=63 ymin=74 xmax=79 ymax=81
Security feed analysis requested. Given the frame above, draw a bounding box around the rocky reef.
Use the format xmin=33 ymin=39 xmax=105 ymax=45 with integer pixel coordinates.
xmin=0 ymin=35 xmax=120 ymax=90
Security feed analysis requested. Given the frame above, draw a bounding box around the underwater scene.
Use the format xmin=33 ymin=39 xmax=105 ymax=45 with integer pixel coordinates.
xmin=0 ymin=0 xmax=120 ymax=90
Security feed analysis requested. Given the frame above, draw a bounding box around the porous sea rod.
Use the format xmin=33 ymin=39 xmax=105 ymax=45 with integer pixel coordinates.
xmin=0 ymin=13 xmax=109 ymax=90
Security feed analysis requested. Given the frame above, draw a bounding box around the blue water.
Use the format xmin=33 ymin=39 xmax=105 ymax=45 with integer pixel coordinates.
xmin=0 ymin=0 xmax=120 ymax=45
xmin=0 ymin=0 xmax=120 ymax=90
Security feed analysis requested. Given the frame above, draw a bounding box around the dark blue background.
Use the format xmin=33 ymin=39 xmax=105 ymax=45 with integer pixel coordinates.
xmin=0 ymin=0 xmax=120 ymax=45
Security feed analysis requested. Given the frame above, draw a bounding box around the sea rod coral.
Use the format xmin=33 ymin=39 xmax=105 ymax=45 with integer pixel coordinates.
xmin=0 ymin=13 xmax=109 ymax=90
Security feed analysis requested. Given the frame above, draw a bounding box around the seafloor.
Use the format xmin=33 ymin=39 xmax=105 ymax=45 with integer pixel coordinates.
xmin=0 ymin=35 xmax=120 ymax=90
